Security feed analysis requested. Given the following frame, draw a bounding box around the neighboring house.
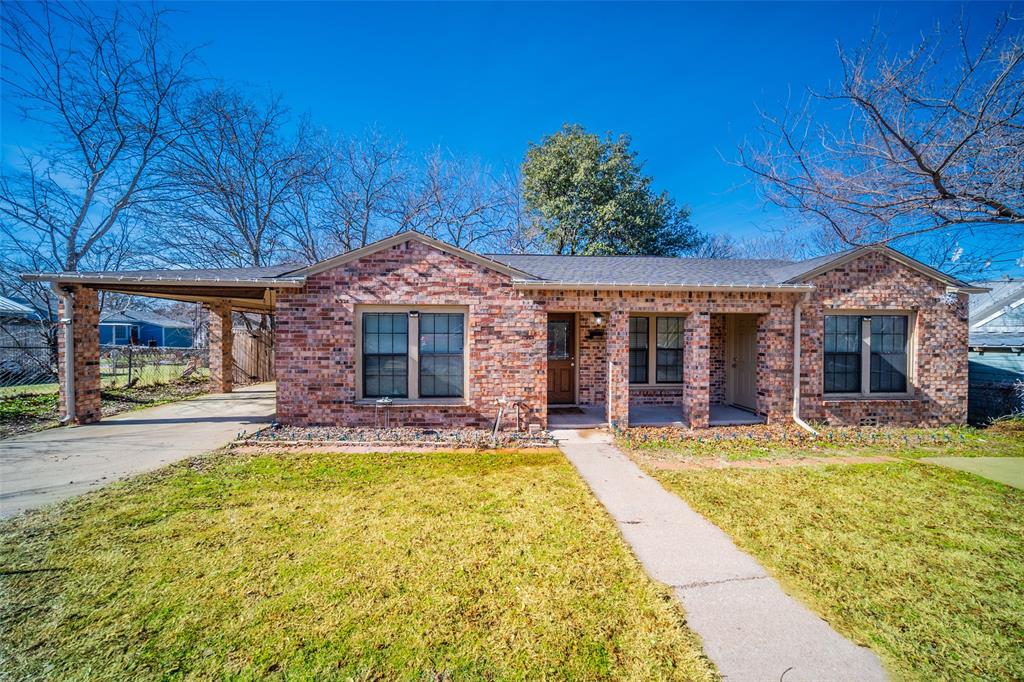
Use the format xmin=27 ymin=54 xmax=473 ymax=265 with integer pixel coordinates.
xmin=99 ymin=309 xmax=194 ymax=348
xmin=968 ymin=279 xmax=1024 ymax=422
xmin=26 ymin=231 xmax=984 ymax=429
xmin=0 ymin=294 xmax=54 ymax=384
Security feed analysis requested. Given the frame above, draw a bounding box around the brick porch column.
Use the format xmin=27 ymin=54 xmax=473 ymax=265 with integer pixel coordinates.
xmin=606 ymin=308 xmax=630 ymax=429
xmin=207 ymin=301 xmax=233 ymax=393
xmin=57 ymin=285 xmax=101 ymax=424
xmin=683 ymin=311 xmax=711 ymax=428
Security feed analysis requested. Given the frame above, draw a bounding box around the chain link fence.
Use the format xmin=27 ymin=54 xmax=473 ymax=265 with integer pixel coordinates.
xmin=1 ymin=332 xmax=274 ymax=396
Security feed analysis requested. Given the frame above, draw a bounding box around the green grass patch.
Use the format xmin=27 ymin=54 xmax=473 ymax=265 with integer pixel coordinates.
xmin=651 ymin=461 xmax=1024 ymax=681
xmin=0 ymin=449 xmax=716 ymax=680
xmin=619 ymin=419 xmax=1024 ymax=462
xmin=0 ymin=378 xmax=210 ymax=440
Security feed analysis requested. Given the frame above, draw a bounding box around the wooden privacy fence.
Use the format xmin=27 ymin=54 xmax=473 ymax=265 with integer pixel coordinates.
xmin=233 ymin=329 xmax=274 ymax=385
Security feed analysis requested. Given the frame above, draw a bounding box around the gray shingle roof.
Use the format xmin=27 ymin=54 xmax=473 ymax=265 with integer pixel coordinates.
xmin=490 ymin=254 xmax=809 ymax=286
xmin=73 ymin=263 xmax=305 ymax=281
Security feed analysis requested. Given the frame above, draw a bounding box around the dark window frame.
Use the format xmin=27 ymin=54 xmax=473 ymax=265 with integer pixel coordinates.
xmin=628 ymin=317 xmax=649 ymax=384
xmin=362 ymin=312 xmax=409 ymax=398
xmin=627 ymin=314 xmax=685 ymax=386
xmin=823 ymin=313 xmax=912 ymax=397
xmin=359 ymin=308 xmax=468 ymax=401
xmin=419 ymin=312 xmax=465 ymax=398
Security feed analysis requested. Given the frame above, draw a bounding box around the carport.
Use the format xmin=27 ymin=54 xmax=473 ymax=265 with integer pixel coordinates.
xmin=22 ymin=265 xmax=305 ymax=424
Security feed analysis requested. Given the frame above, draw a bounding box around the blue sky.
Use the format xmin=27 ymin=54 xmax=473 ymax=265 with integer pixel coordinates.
xmin=3 ymin=1 xmax=1019 ymax=274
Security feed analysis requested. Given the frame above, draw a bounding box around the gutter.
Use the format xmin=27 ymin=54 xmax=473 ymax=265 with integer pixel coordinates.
xmin=512 ymin=279 xmax=816 ymax=293
xmin=53 ymin=284 xmax=75 ymax=424
xmin=792 ymin=292 xmax=818 ymax=435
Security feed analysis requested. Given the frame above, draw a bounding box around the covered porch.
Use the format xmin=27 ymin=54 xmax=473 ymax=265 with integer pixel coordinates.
xmin=544 ymin=307 xmax=790 ymax=430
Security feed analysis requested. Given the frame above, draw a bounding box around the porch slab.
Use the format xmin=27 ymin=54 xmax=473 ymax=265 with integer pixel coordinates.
xmin=547 ymin=405 xmax=607 ymax=429
xmin=629 ymin=404 xmax=685 ymax=427
xmin=709 ymin=404 xmax=765 ymax=426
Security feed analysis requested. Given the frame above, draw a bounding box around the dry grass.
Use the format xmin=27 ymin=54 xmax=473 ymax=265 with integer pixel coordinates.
xmin=619 ymin=421 xmax=1024 ymax=463
xmin=0 ymin=448 xmax=716 ymax=681
xmin=651 ymin=461 xmax=1024 ymax=681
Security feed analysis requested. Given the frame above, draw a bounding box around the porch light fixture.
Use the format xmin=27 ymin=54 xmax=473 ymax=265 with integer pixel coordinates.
xmin=593 ymin=312 xmax=605 ymax=326
xmin=409 ymin=310 xmax=419 ymax=318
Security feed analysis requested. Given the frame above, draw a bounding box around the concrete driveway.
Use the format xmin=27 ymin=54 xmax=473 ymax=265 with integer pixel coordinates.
xmin=0 ymin=383 xmax=276 ymax=519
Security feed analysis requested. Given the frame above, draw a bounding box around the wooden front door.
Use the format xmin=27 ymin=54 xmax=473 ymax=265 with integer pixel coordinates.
xmin=547 ymin=313 xmax=575 ymax=404
xmin=727 ymin=315 xmax=759 ymax=411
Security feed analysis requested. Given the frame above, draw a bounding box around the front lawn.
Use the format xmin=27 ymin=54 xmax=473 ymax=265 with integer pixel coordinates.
xmin=0 ymin=448 xmax=716 ymax=680
xmin=651 ymin=461 xmax=1024 ymax=681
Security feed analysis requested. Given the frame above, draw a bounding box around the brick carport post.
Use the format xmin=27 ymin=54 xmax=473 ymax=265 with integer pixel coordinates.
xmin=207 ymin=301 xmax=233 ymax=393
xmin=683 ymin=311 xmax=711 ymax=428
xmin=57 ymin=285 xmax=102 ymax=424
xmin=606 ymin=308 xmax=630 ymax=429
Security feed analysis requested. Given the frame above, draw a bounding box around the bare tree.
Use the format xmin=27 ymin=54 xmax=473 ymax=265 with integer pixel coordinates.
xmin=0 ymin=2 xmax=195 ymax=288
xmin=152 ymin=88 xmax=324 ymax=269
xmin=402 ymin=148 xmax=518 ymax=250
xmin=738 ymin=14 xmax=1024 ymax=265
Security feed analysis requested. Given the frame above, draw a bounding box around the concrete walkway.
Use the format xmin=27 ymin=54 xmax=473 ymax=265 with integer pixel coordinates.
xmin=0 ymin=384 xmax=276 ymax=519
xmin=554 ymin=429 xmax=887 ymax=682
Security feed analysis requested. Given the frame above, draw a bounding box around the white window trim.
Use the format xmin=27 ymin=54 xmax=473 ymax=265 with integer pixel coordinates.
xmin=354 ymin=304 xmax=469 ymax=403
xmin=823 ymin=309 xmax=917 ymax=400
xmin=628 ymin=313 xmax=686 ymax=388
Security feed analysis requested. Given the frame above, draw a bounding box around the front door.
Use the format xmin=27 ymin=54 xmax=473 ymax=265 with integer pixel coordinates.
xmin=728 ymin=315 xmax=759 ymax=411
xmin=547 ymin=313 xmax=575 ymax=404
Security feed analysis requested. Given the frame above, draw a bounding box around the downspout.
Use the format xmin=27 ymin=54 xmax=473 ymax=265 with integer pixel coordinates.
xmin=792 ymin=292 xmax=817 ymax=435
xmin=53 ymin=284 xmax=76 ymax=424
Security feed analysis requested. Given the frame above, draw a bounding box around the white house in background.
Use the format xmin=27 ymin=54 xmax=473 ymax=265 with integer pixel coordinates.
xmin=969 ymin=279 xmax=1024 ymax=422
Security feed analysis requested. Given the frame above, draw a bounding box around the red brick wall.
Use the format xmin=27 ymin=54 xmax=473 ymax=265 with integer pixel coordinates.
xmin=799 ymin=251 xmax=969 ymax=426
xmin=207 ymin=302 xmax=233 ymax=393
xmin=57 ymin=285 xmax=101 ymax=424
xmin=275 ymin=240 xmax=547 ymax=430
xmin=577 ymin=312 xmax=607 ymax=406
xmin=709 ymin=313 xmax=726 ymax=405
xmin=273 ymin=241 xmax=968 ymax=430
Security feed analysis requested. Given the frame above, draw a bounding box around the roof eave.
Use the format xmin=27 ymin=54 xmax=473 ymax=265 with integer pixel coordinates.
xmin=21 ymin=273 xmax=306 ymax=288
xmin=512 ymin=280 xmax=816 ymax=293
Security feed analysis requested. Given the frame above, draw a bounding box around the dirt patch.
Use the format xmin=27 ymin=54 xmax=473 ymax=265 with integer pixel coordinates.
xmin=636 ymin=453 xmax=899 ymax=471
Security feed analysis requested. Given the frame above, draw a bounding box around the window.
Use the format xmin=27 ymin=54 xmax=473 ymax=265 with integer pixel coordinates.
xmin=824 ymin=315 xmax=861 ymax=393
xmin=628 ymin=315 xmax=685 ymax=385
xmin=419 ymin=313 xmax=464 ymax=398
xmin=360 ymin=309 xmax=467 ymax=400
xmin=656 ymin=317 xmax=684 ymax=383
xmin=363 ymin=313 xmax=409 ymax=398
xmin=547 ymin=320 xmax=570 ymax=359
xmin=824 ymin=314 xmax=911 ymax=396
xmin=870 ymin=315 xmax=908 ymax=393
xmin=628 ymin=317 xmax=649 ymax=383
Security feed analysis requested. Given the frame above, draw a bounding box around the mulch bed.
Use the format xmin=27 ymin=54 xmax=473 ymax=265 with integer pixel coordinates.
xmin=240 ymin=425 xmax=556 ymax=449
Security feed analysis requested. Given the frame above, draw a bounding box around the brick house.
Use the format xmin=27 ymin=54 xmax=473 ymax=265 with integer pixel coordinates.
xmin=25 ymin=231 xmax=984 ymax=430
